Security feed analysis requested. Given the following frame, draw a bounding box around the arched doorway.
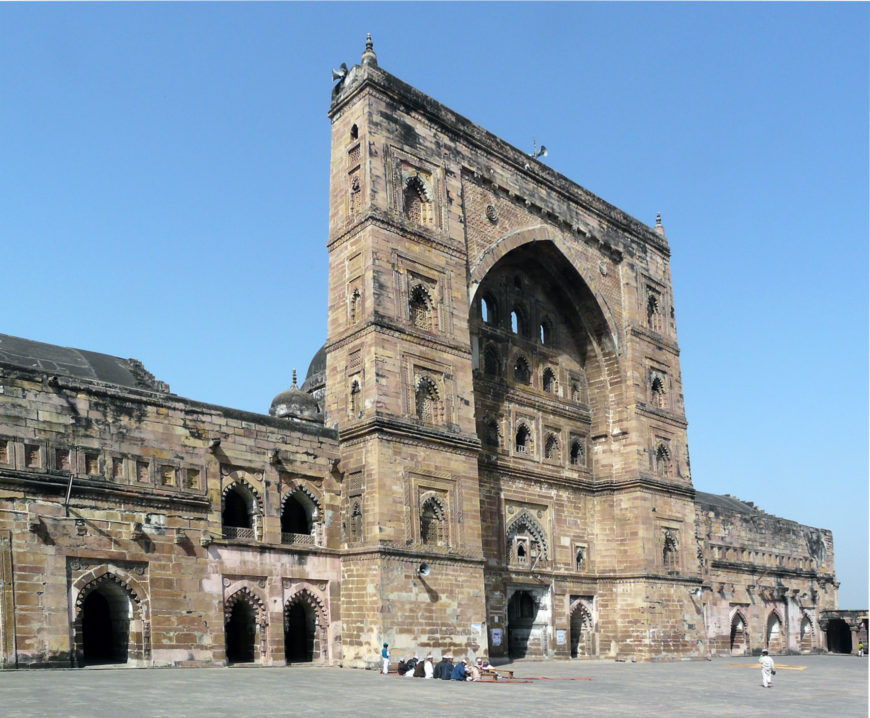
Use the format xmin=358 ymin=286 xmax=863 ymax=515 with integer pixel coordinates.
xmin=569 ymin=602 xmax=593 ymax=658
xmin=826 ymin=618 xmax=852 ymax=654
xmin=508 ymin=590 xmax=538 ymax=658
xmin=284 ymin=600 xmax=316 ymax=663
xmin=225 ymin=600 xmax=257 ymax=663
xmin=766 ymin=613 xmax=785 ymax=654
xmin=799 ymin=616 xmax=814 ymax=653
xmin=730 ymin=613 xmax=748 ymax=656
xmin=80 ymin=584 xmax=131 ymax=665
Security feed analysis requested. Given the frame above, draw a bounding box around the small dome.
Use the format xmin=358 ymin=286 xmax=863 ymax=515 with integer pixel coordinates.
xmin=269 ymin=370 xmax=322 ymax=422
xmin=303 ymin=343 xmax=326 ymax=387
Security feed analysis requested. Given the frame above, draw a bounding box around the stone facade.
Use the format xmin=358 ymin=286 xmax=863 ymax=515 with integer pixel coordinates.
xmin=0 ymin=39 xmax=840 ymax=669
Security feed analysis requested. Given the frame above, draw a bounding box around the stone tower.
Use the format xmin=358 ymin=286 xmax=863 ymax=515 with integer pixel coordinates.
xmin=326 ymin=37 xmax=703 ymax=664
xmin=325 ymin=37 xmax=488 ymax=665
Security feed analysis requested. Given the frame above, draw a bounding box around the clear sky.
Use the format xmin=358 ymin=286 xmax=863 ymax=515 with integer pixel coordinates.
xmin=1 ymin=3 xmax=866 ymax=608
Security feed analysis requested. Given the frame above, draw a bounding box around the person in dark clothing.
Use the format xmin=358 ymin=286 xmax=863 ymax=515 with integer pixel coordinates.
xmin=433 ymin=656 xmax=451 ymax=679
xmin=413 ymin=658 xmax=426 ymax=677
xmin=450 ymin=658 xmax=468 ymax=681
xmin=438 ymin=656 xmax=454 ymax=680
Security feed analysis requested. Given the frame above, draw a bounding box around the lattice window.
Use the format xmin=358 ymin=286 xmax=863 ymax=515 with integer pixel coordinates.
xmin=544 ymin=433 xmax=560 ymax=461
xmin=409 ymin=284 xmax=433 ymax=330
xmin=542 ymin=367 xmax=557 ymax=394
xmin=415 ymin=375 xmax=442 ymax=424
xmin=655 ymin=443 xmax=672 ymax=477
xmin=647 ymin=291 xmax=663 ymax=333
xmin=420 ymin=496 xmax=446 ymax=546
xmin=514 ymin=356 xmax=531 ymax=384
xmin=651 ymin=374 xmax=667 ymax=408
xmin=403 ymin=176 xmax=433 ymax=225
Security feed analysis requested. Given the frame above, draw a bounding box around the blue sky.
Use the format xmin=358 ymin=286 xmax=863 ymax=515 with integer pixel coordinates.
xmin=1 ymin=3 xmax=866 ymax=608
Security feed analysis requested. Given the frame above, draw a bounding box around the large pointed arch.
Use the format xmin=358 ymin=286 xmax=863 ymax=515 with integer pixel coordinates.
xmin=71 ymin=566 xmax=150 ymax=667
xmin=468 ymin=226 xmax=621 ymax=354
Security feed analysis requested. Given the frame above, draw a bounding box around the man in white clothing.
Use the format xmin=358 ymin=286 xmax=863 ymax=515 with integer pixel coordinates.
xmin=759 ymin=648 xmax=775 ymax=688
xmin=423 ymin=655 xmax=435 ymax=678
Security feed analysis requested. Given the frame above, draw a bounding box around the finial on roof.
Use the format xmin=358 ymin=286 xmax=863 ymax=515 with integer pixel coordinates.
xmin=292 ymin=369 xmax=298 ymax=387
xmin=362 ymin=33 xmax=378 ymax=67
xmin=654 ymin=212 xmax=666 ymax=237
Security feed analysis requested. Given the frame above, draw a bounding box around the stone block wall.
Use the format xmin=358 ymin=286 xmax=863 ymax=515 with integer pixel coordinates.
xmin=0 ymin=363 xmax=341 ymax=667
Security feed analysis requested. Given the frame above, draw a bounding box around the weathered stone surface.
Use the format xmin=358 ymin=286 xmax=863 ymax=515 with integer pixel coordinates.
xmin=0 ymin=39 xmax=841 ymax=670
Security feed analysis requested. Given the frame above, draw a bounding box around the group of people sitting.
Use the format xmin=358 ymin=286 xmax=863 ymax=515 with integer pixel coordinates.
xmin=396 ymin=654 xmax=493 ymax=681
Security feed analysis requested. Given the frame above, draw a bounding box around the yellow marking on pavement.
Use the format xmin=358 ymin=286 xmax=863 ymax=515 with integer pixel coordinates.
xmin=727 ymin=664 xmax=807 ymax=671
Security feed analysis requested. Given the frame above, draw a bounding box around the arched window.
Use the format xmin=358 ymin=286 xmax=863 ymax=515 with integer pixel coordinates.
xmin=485 ymin=420 xmax=500 ymax=447
xmin=481 ymin=294 xmax=498 ymax=325
xmin=539 ymin=318 xmax=552 ymax=345
xmin=663 ymin=530 xmax=678 ymax=570
xmin=515 ymin=423 xmax=532 ymax=455
xmin=544 ymin=433 xmax=560 ymax=461
xmin=570 ymin=440 xmax=585 ymax=467
xmin=510 ymin=307 xmax=527 ymax=336
xmin=415 ymin=375 xmax=441 ymax=424
xmin=349 ymin=380 xmax=361 ymax=417
xmin=409 ymin=284 xmax=433 ymax=330
xmin=222 ymin=484 xmax=255 ymax=540
xmin=483 ymin=346 xmax=499 ymax=377
xmin=651 ymin=375 xmax=666 ymax=408
xmin=513 ymin=356 xmax=531 ymax=384
xmin=404 ymin=176 xmax=433 ymax=225
xmin=281 ymin=490 xmax=318 ymax=544
xmin=542 ymin=367 xmax=557 ymax=394
xmin=647 ymin=293 xmax=663 ymax=333
xmin=655 ymin=443 xmax=672 ymax=477
xmin=420 ymin=496 xmax=446 ymax=546
xmin=349 ymin=501 xmax=363 ymax=542
xmin=349 ymin=289 xmax=361 ymax=324
xmin=575 ymin=547 xmax=586 ymax=571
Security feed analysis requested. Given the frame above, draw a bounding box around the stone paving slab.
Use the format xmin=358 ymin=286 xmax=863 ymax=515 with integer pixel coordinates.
xmin=1 ymin=656 xmax=866 ymax=718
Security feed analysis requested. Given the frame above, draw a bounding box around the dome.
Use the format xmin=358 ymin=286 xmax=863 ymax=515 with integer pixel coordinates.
xmin=302 ymin=343 xmax=326 ymax=391
xmin=269 ymin=370 xmax=322 ymax=422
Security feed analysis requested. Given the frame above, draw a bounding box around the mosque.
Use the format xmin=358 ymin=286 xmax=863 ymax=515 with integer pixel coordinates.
xmin=0 ymin=38 xmax=851 ymax=669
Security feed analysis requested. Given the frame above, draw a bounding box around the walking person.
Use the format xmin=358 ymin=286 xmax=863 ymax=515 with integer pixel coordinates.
xmin=381 ymin=643 xmax=390 ymax=675
xmin=759 ymin=648 xmax=775 ymax=688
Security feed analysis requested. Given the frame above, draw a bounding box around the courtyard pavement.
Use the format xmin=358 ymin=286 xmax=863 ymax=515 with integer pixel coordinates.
xmin=1 ymin=655 xmax=866 ymax=718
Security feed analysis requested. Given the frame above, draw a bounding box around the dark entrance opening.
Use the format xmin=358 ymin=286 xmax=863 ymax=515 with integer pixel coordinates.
xmin=81 ymin=587 xmax=130 ymax=665
xmin=569 ymin=606 xmax=591 ymax=658
xmin=285 ymin=601 xmax=315 ymax=662
xmin=225 ymin=600 xmax=257 ymax=663
xmin=281 ymin=495 xmax=310 ymax=536
xmin=508 ymin=591 xmax=537 ymax=658
xmin=222 ymin=488 xmax=251 ymax=529
xmin=826 ymin=618 xmax=853 ymax=654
